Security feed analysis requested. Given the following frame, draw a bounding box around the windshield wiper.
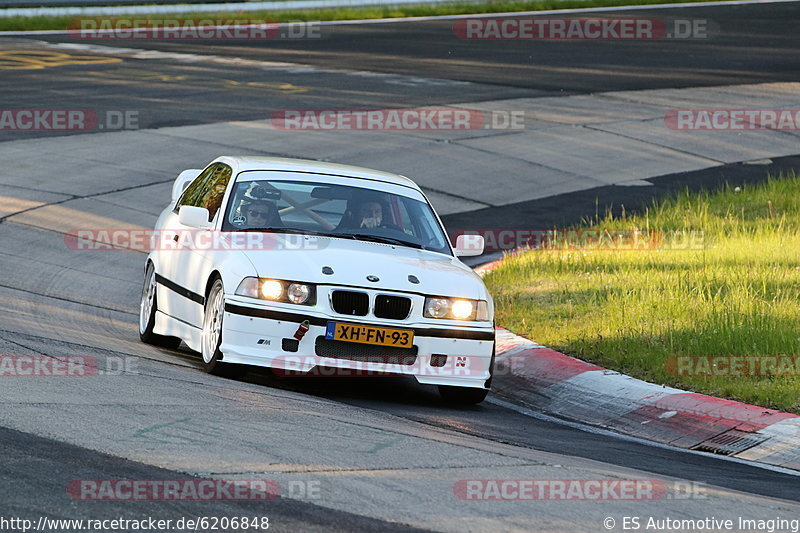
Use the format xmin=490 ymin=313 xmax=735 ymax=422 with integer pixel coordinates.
xmin=234 ymin=228 xmax=426 ymax=250
xmin=235 ymin=227 xmax=333 ymax=237
xmin=337 ymin=233 xmax=424 ymax=250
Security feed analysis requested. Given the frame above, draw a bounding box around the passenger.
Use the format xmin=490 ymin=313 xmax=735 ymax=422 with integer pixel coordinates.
xmin=355 ymin=200 xmax=383 ymax=229
xmin=338 ymin=198 xmax=386 ymax=230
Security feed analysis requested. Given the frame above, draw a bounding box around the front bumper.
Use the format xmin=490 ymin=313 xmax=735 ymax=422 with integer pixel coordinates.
xmin=219 ymin=297 xmax=495 ymax=389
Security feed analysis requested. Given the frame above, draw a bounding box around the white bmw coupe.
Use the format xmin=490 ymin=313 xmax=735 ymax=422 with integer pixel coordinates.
xmin=139 ymin=156 xmax=495 ymax=403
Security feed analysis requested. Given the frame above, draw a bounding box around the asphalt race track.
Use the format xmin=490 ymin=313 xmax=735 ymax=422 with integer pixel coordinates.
xmin=1 ymin=2 xmax=799 ymax=532
xmin=5 ymin=3 xmax=800 ymax=132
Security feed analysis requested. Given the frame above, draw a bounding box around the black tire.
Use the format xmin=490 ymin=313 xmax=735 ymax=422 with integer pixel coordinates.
xmin=201 ymin=277 xmax=246 ymax=378
xmin=139 ymin=262 xmax=181 ymax=350
xmin=438 ymin=385 xmax=489 ymax=405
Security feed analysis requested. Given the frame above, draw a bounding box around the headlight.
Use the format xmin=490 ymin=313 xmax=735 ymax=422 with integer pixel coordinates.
xmin=261 ymin=280 xmax=283 ymax=300
xmin=235 ymin=277 xmax=316 ymax=305
xmin=287 ymin=283 xmax=311 ymax=304
xmin=424 ymin=297 xmax=490 ymax=321
xmin=425 ymin=298 xmax=450 ymax=319
xmin=451 ymin=300 xmax=474 ymax=319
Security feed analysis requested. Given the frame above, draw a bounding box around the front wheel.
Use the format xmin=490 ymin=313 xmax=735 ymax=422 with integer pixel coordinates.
xmin=202 ymin=278 xmax=246 ymax=378
xmin=139 ymin=263 xmax=181 ymax=349
xmin=438 ymin=385 xmax=489 ymax=405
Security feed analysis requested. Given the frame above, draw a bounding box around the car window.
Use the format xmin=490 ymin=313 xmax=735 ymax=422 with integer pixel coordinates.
xmin=176 ymin=164 xmax=216 ymax=211
xmin=176 ymin=164 xmax=232 ymax=222
xmin=203 ymin=165 xmax=232 ymax=221
xmin=222 ymin=177 xmax=451 ymax=255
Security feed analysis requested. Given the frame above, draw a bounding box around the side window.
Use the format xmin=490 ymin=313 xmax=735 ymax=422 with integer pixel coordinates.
xmin=203 ymin=165 xmax=232 ymax=221
xmin=175 ymin=164 xmax=232 ymax=222
xmin=176 ymin=164 xmax=217 ymax=211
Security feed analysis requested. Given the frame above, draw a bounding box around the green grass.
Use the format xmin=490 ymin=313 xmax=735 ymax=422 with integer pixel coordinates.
xmin=1 ymin=0 xmax=725 ymax=32
xmin=485 ymin=174 xmax=800 ymax=413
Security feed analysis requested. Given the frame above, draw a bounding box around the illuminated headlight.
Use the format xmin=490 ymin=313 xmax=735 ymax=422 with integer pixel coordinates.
xmin=451 ymin=300 xmax=474 ymax=319
xmin=424 ymin=297 xmax=490 ymax=321
xmin=261 ymin=279 xmax=283 ymax=300
xmin=235 ymin=277 xmax=316 ymax=305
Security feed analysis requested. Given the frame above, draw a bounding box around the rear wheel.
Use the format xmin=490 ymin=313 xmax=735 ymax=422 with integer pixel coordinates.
xmin=139 ymin=263 xmax=181 ymax=349
xmin=438 ymin=385 xmax=489 ymax=405
xmin=202 ymin=278 xmax=246 ymax=378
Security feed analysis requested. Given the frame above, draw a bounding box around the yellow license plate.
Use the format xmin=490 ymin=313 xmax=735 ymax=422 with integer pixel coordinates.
xmin=325 ymin=322 xmax=414 ymax=348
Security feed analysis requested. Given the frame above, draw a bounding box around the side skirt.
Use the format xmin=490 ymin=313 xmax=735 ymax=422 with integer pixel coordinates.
xmin=154 ymin=310 xmax=202 ymax=352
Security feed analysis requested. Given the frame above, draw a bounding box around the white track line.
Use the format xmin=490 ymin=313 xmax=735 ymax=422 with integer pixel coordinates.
xmin=0 ymin=0 xmax=798 ymax=35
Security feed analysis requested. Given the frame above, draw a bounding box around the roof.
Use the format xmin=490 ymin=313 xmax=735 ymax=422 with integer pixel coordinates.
xmin=217 ymin=156 xmax=418 ymax=188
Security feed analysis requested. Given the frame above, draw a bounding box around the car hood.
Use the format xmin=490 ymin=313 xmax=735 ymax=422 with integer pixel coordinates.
xmin=237 ymin=234 xmax=487 ymax=300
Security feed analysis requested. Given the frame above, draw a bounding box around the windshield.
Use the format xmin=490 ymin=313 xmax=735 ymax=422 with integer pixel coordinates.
xmin=221 ymin=176 xmax=452 ymax=255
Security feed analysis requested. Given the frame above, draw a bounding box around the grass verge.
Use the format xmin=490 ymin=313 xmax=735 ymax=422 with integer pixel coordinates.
xmin=485 ymin=173 xmax=800 ymax=413
xmin=2 ymin=0 xmax=724 ymax=32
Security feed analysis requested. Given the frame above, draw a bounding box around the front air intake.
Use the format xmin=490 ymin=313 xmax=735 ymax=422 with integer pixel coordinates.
xmin=331 ymin=290 xmax=369 ymax=316
xmin=374 ymin=295 xmax=412 ymax=320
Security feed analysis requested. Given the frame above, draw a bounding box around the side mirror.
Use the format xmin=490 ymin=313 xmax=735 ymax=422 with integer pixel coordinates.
xmin=178 ymin=206 xmax=212 ymax=229
xmin=454 ymin=234 xmax=484 ymax=257
xmin=171 ymin=169 xmax=202 ymax=202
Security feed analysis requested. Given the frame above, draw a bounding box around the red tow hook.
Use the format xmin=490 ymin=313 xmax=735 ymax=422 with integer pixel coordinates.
xmin=293 ymin=320 xmax=310 ymax=340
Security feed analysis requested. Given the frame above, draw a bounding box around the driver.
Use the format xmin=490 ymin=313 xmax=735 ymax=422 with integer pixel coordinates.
xmin=237 ymin=199 xmax=280 ymax=228
xmin=232 ymin=184 xmax=282 ymax=228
